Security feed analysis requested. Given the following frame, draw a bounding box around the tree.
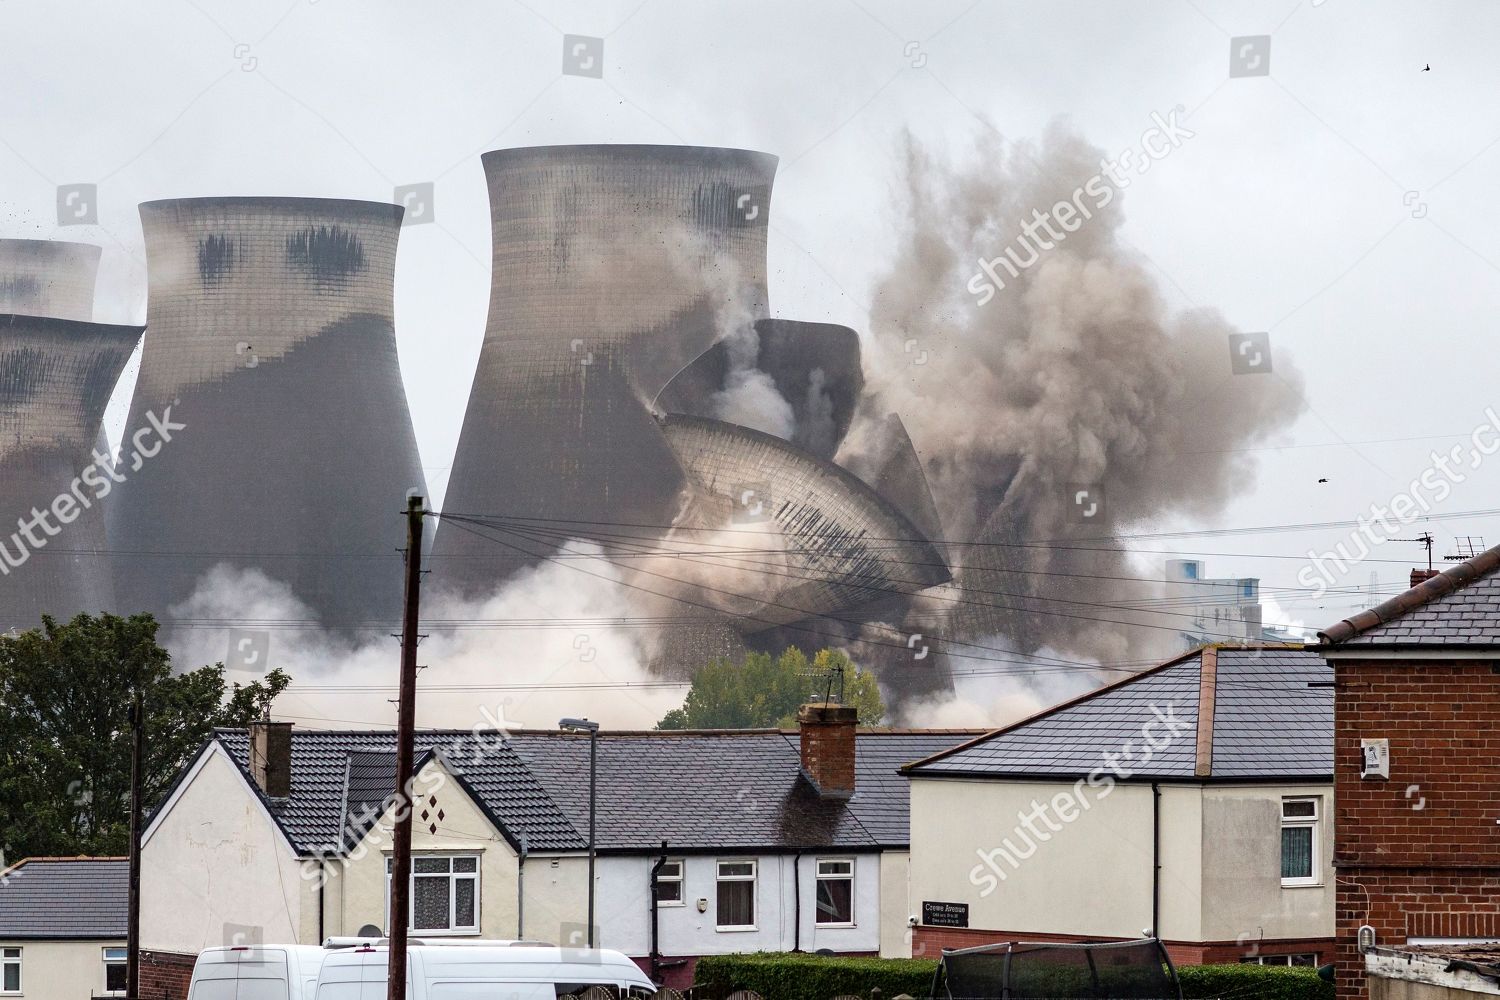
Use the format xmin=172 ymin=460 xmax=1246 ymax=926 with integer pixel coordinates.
xmin=0 ymin=613 xmax=290 ymax=860
xmin=657 ymin=646 xmax=884 ymax=730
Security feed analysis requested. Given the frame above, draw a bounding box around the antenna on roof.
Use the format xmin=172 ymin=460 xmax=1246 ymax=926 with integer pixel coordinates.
xmin=1445 ymin=535 xmax=1485 ymax=561
xmin=1394 ymin=531 xmax=1435 ymax=571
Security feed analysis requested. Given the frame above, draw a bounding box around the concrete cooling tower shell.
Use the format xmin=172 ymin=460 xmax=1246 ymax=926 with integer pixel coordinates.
xmin=0 ymin=240 xmax=101 ymax=320
xmin=654 ymin=318 xmax=864 ymax=460
xmin=434 ymin=145 xmax=777 ymax=597
xmin=108 ymin=197 xmax=427 ymax=629
xmin=656 ymin=413 xmax=950 ymax=629
xmin=0 ymin=314 xmax=143 ymax=630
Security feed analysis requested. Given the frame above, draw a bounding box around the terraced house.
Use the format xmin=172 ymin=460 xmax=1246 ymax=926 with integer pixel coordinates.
xmin=140 ymin=705 xmax=976 ymax=989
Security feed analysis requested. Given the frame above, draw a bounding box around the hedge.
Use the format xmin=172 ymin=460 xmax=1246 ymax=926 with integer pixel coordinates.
xmin=1178 ymin=963 xmax=1333 ymax=1000
xmin=695 ymin=952 xmax=937 ymax=998
xmin=694 ymin=951 xmax=1334 ymax=999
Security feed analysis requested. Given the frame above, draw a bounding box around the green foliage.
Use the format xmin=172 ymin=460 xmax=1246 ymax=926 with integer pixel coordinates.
xmin=695 ymin=952 xmax=937 ymax=999
xmin=1178 ymin=962 xmax=1333 ymax=1000
xmin=0 ymin=613 xmax=291 ymax=860
xmin=656 ymin=646 xmax=885 ymax=730
xmin=694 ymin=952 xmax=1334 ymax=1000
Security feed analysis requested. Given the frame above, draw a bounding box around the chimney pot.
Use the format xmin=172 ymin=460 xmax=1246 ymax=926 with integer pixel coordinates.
xmin=248 ymin=721 xmax=293 ymax=798
xmin=798 ymin=702 xmax=857 ymax=799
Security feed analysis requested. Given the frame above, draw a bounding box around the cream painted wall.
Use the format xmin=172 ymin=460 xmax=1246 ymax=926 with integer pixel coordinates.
xmin=521 ymin=855 xmax=590 ymax=945
xmin=1198 ymin=784 xmax=1334 ymax=943
xmin=0 ymin=939 xmax=124 ymax=1000
xmin=908 ymin=777 xmax=1335 ymax=945
xmin=141 ymin=746 xmax=306 ymax=953
xmin=879 ymin=851 xmax=913 ymax=958
xmin=910 ymin=778 xmax=1160 ymax=939
xmin=330 ymin=760 xmax=522 ymax=939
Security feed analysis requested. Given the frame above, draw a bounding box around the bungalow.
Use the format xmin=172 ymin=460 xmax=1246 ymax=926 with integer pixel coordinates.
xmin=141 ymin=704 xmax=977 ymax=990
xmin=901 ymin=644 xmax=1336 ymax=967
xmin=0 ymin=856 xmax=127 ymax=1000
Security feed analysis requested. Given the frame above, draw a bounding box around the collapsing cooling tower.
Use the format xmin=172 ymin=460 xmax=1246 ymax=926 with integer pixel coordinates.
xmin=432 ymin=144 xmax=778 ymax=597
xmin=107 ymin=198 xmax=427 ymax=629
xmin=0 ymin=239 xmax=102 ymax=321
xmin=0 ymin=312 xmax=142 ymax=630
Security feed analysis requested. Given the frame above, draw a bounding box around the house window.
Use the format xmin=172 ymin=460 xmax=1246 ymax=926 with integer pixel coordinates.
xmin=1241 ymin=954 xmax=1318 ymax=967
xmin=385 ymin=854 xmax=480 ymax=933
xmin=716 ymin=860 xmax=756 ymax=930
xmin=654 ymin=859 xmax=684 ymax=905
xmin=103 ymin=947 xmax=127 ymax=993
xmin=815 ymin=859 xmax=854 ymax=925
xmin=1281 ymin=797 xmax=1320 ymax=886
xmin=1 ymin=948 xmax=19 ymax=994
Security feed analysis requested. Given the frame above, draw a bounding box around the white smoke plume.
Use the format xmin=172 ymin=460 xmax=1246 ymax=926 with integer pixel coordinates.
xmin=167 ymin=542 xmax=683 ymax=731
xmin=845 ymin=122 xmax=1307 ymax=667
xmin=709 ymin=311 xmax=796 ymax=439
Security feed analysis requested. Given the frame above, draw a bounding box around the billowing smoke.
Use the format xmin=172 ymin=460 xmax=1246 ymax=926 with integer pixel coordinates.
xmin=844 ymin=122 xmax=1306 ymax=668
xmin=166 ymin=542 xmax=682 ymax=731
xmin=709 ymin=310 xmax=796 ymax=439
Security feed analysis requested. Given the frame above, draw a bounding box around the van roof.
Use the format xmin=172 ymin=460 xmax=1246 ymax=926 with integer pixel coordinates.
xmin=322 ymin=944 xmax=642 ymax=971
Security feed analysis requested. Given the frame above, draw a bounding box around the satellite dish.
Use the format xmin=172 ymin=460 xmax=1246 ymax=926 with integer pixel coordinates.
xmin=357 ymin=924 xmax=382 ymax=938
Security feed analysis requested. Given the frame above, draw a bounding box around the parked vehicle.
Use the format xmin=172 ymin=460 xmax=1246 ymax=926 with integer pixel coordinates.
xmin=187 ymin=945 xmax=330 ymax=1000
xmin=313 ymin=944 xmax=657 ymax=999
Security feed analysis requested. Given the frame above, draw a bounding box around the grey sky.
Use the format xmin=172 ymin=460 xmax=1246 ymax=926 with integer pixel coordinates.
xmin=4 ymin=0 xmax=1499 ymax=641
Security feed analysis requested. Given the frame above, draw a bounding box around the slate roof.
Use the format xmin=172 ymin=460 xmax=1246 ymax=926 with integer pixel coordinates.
xmin=0 ymin=857 xmax=127 ymax=939
xmin=204 ymin=727 xmax=980 ymax=857
xmin=1320 ymin=543 xmax=1500 ymax=647
xmin=904 ymin=645 xmax=1331 ymax=782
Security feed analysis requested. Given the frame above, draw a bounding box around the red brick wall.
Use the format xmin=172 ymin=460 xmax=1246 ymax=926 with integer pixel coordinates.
xmin=1334 ymin=656 xmax=1500 ymax=1000
xmin=910 ymin=926 xmax=1332 ymax=967
xmin=139 ymin=949 xmax=196 ymax=1000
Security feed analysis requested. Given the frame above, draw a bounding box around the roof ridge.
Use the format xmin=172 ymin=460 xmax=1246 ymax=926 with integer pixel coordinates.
xmin=1319 ymin=541 xmax=1500 ymax=644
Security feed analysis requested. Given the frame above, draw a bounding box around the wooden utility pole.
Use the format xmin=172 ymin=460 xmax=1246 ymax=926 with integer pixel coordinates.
xmin=126 ymin=689 xmax=143 ymax=999
xmin=388 ymin=494 xmax=425 ymax=1000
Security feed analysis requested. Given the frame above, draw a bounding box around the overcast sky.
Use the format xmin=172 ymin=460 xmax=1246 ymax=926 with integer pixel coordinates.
xmin=5 ymin=0 xmax=1499 ymax=645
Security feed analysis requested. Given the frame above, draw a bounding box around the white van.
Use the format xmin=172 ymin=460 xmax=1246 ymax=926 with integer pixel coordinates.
xmin=187 ymin=945 xmax=330 ymax=1000
xmin=313 ymin=944 xmax=657 ymax=999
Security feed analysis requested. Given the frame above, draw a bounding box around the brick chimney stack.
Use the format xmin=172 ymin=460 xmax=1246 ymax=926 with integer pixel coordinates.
xmin=1410 ymin=568 xmax=1440 ymax=589
xmin=798 ymin=703 xmax=857 ymax=799
xmin=247 ymin=721 xmax=293 ymax=798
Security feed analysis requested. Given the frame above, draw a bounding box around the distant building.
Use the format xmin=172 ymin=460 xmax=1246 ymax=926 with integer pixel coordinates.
xmin=902 ymin=644 xmax=1335 ymax=967
xmin=1317 ymin=544 xmax=1500 ymax=999
xmin=1164 ymin=559 xmax=1301 ymax=647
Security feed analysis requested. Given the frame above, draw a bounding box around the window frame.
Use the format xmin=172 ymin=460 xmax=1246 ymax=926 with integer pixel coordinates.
xmin=1280 ymin=796 xmax=1321 ymax=888
xmin=1 ymin=947 xmax=20 ymax=996
xmin=383 ymin=853 xmax=482 ymax=935
xmin=814 ymin=857 xmax=856 ymax=927
xmin=715 ymin=859 xmax=758 ymax=932
xmin=1240 ymin=954 xmax=1319 ymax=967
xmin=102 ymin=946 xmax=127 ymax=995
xmin=653 ymin=858 xmax=685 ymax=907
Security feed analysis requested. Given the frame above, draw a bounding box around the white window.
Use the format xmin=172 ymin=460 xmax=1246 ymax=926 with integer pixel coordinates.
xmin=385 ymin=854 xmax=480 ymax=933
xmin=815 ymin=859 xmax=854 ymax=925
xmin=103 ymin=947 xmax=127 ymax=994
xmin=716 ymin=860 xmax=756 ymax=930
xmin=1 ymin=948 xmax=18 ymax=995
xmin=1281 ymin=797 xmax=1320 ymax=886
xmin=654 ymin=859 xmax=684 ymax=906
xmin=1240 ymin=954 xmax=1318 ymax=967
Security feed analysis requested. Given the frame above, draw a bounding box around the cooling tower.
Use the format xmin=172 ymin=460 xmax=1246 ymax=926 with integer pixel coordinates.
xmin=655 ymin=318 xmax=864 ymax=460
xmin=432 ymin=144 xmax=777 ymax=598
xmin=108 ymin=197 xmax=427 ymax=629
xmin=656 ymin=414 xmax=950 ymax=627
xmin=0 ymin=314 xmax=142 ymax=631
xmin=0 ymin=239 xmax=101 ymax=320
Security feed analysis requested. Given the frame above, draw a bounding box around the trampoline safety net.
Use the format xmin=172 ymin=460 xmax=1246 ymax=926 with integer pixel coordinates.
xmin=933 ymin=938 xmax=1182 ymax=999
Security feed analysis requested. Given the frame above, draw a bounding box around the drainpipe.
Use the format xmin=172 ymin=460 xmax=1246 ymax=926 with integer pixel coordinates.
xmin=517 ymin=831 xmax=529 ymax=939
xmin=1151 ymin=782 xmax=1161 ymax=940
xmin=649 ymin=841 xmax=668 ymax=982
xmin=793 ymin=851 xmax=804 ymax=953
xmin=317 ymin=861 xmax=325 ymax=943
